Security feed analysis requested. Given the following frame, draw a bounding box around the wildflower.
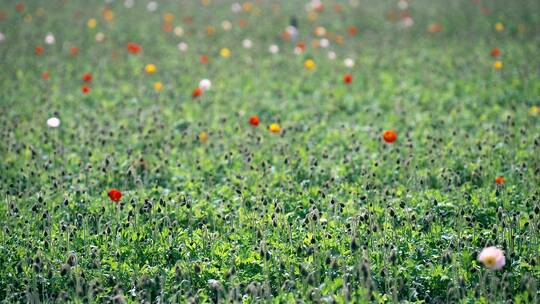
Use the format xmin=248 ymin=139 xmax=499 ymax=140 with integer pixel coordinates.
xmin=35 ymin=45 xmax=44 ymax=55
xmin=178 ymin=42 xmax=188 ymax=52
xmin=269 ymin=123 xmax=281 ymax=133
xmin=0 ymin=32 xmax=5 ymax=43
xmin=220 ymin=48 xmax=231 ymax=58
xmin=249 ymin=115 xmax=260 ymax=126
xmin=529 ymin=106 xmax=540 ymax=116
xmin=82 ymin=85 xmax=90 ymax=94
xmin=200 ymin=55 xmax=209 ymax=64
xmin=382 ymin=130 xmax=397 ymax=143
xmin=108 ymin=189 xmax=122 ymax=202
xmin=44 ymin=33 xmax=55 ymax=45
xmin=222 ymin=20 xmax=232 ymax=31
xmin=145 ymin=64 xmax=157 ymax=74
xmin=348 ymin=25 xmax=358 ymax=36
xmin=154 ymin=82 xmax=163 ymax=91
xmin=70 ymin=47 xmax=78 ymax=56
xmin=269 ymin=44 xmax=279 ymax=54
xmin=343 ymin=74 xmax=352 ymax=84
xmin=82 ymin=73 xmax=92 ymax=82
xmin=199 ymin=131 xmax=208 ymax=143
xmin=42 ymin=71 xmax=50 ymax=80
xmin=344 ymin=58 xmax=355 ymax=68
xmin=174 ymin=26 xmax=184 ymax=37
xmin=127 ymin=42 xmax=141 ymax=54
xmin=319 ymin=38 xmax=329 ymax=48
xmin=147 ymin=1 xmax=158 ymax=12
xmin=327 ymin=51 xmax=336 ymax=60
xmin=192 ymin=87 xmax=203 ymax=98
xmin=495 ymin=22 xmax=504 ymax=32
xmin=95 ymin=32 xmax=105 ymax=42
xmin=478 ymin=246 xmax=505 ymax=270
xmin=87 ymin=18 xmax=97 ymax=29
xmin=493 ymin=60 xmax=503 ymax=70
xmin=491 ymin=48 xmax=500 ymax=57
xmin=304 ymin=59 xmax=315 ymax=70
xmin=495 ymin=176 xmax=505 ymax=184
xmin=243 ymin=39 xmax=253 ymax=49
xmin=199 ymin=79 xmax=211 ymax=91
xmin=47 ymin=117 xmax=60 ymax=128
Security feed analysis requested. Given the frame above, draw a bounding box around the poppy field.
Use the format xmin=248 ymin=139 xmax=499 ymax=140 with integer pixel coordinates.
xmin=1 ymin=0 xmax=540 ymax=303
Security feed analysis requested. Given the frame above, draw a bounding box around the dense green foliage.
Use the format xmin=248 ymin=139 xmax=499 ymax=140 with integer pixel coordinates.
xmin=1 ymin=0 xmax=539 ymax=302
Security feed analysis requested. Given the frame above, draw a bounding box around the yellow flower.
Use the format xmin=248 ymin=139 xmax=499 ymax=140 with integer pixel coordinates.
xmin=495 ymin=22 xmax=504 ymax=32
xmin=493 ymin=60 xmax=503 ymax=70
xmin=145 ymin=64 xmax=157 ymax=74
xmin=154 ymin=82 xmax=163 ymax=91
xmin=269 ymin=123 xmax=281 ymax=133
xmin=87 ymin=18 xmax=97 ymax=29
xmin=304 ymin=59 xmax=316 ymax=70
xmin=220 ymin=48 xmax=231 ymax=58
xmin=530 ymin=106 xmax=540 ymax=116
xmin=199 ymin=131 xmax=209 ymax=143
xmin=163 ymin=12 xmax=174 ymax=23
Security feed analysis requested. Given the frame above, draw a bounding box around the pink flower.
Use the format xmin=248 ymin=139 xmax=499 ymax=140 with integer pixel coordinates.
xmin=478 ymin=246 xmax=505 ymax=270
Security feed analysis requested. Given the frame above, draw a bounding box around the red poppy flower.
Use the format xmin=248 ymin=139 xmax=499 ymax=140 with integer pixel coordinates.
xmin=495 ymin=176 xmax=505 ymax=184
xmin=249 ymin=115 xmax=260 ymax=126
xmin=382 ymin=130 xmax=397 ymax=143
xmin=41 ymin=71 xmax=49 ymax=80
xmin=70 ymin=47 xmax=78 ymax=56
xmin=82 ymin=85 xmax=90 ymax=94
xmin=491 ymin=47 xmax=500 ymax=57
xmin=343 ymin=73 xmax=353 ymax=84
xmin=16 ymin=3 xmax=25 ymax=13
xmin=296 ymin=42 xmax=306 ymax=51
xmin=82 ymin=73 xmax=92 ymax=82
xmin=127 ymin=42 xmax=141 ymax=54
xmin=200 ymin=55 xmax=209 ymax=64
xmin=348 ymin=26 xmax=358 ymax=36
xmin=35 ymin=45 xmax=44 ymax=55
xmin=192 ymin=87 xmax=203 ymax=98
xmin=108 ymin=189 xmax=122 ymax=202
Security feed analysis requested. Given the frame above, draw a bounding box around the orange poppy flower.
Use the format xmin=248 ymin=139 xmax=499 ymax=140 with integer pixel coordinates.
xmin=382 ymin=130 xmax=397 ymax=143
xmin=249 ymin=115 xmax=260 ymax=126
xmin=127 ymin=42 xmax=141 ymax=54
xmin=495 ymin=176 xmax=505 ymax=184
xmin=200 ymin=55 xmax=209 ymax=64
xmin=41 ymin=71 xmax=49 ymax=80
xmin=70 ymin=47 xmax=78 ymax=56
xmin=192 ymin=87 xmax=203 ymax=98
xmin=35 ymin=45 xmax=44 ymax=55
xmin=348 ymin=25 xmax=358 ymax=36
xmin=343 ymin=74 xmax=352 ymax=84
xmin=491 ymin=48 xmax=500 ymax=57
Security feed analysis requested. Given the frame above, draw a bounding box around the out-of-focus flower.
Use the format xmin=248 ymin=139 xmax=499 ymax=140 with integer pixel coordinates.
xmin=328 ymin=51 xmax=336 ymax=60
xmin=192 ymin=87 xmax=203 ymax=98
xmin=95 ymin=32 xmax=105 ymax=42
xmin=178 ymin=42 xmax=188 ymax=52
xmin=70 ymin=47 xmax=78 ymax=56
xmin=344 ymin=58 xmax=355 ymax=68
xmin=199 ymin=79 xmax=211 ymax=91
xmin=494 ymin=60 xmax=503 ymax=70
xmin=82 ymin=73 xmax=92 ymax=82
xmin=0 ymin=32 xmax=5 ymax=42
xmin=222 ymin=20 xmax=232 ymax=31
xmin=491 ymin=48 xmax=500 ymax=57
xmin=127 ymin=42 xmax=141 ymax=54
xmin=343 ymin=74 xmax=352 ymax=84
xmin=145 ymin=64 xmax=157 ymax=74
xmin=174 ymin=26 xmax=184 ymax=36
xmin=529 ymin=106 xmax=540 ymax=116
xmin=45 ymin=32 xmax=55 ymax=45
xmin=87 ymin=18 xmax=97 ymax=29
xmin=304 ymin=59 xmax=315 ymax=70
xmin=478 ymin=246 xmax=505 ymax=270
xmin=47 ymin=117 xmax=60 ymax=128
xmin=243 ymin=39 xmax=253 ymax=49
xmin=220 ymin=47 xmax=231 ymax=58
xmin=249 ymin=115 xmax=260 ymax=126
xmin=199 ymin=131 xmax=208 ymax=143
xmin=269 ymin=123 xmax=281 ymax=133
xmin=147 ymin=1 xmax=158 ymax=12
xmin=108 ymin=189 xmax=122 ymax=202
xmin=82 ymin=85 xmax=90 ymax=94
xmin=495 ymin=22 xmax=504 ymax=32
xmin=35 ymin=45 xmax=44 ymax=55
xmin=383 ymin=130 xmax=397 ymax=143
xmin=495 ymin=176 xmax=505 ymax=184
xmin=154 ymin=82 xmax=163 ymax=91
xmin=269 ymin=44 xmax=279 ymax=54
